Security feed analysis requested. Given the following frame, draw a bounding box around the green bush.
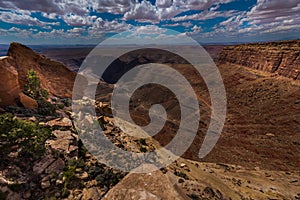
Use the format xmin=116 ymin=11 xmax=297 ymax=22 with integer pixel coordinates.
xmin=0 ymin=114 xmax=51 ymax=159
xmin=24 ymin=69 xmax=57 ymax=116
xmin=37 ymin=100 xmax=56 ymax=116
xmin=62 ymin=158 xmax=85 ymax=189
xmin=174 ymin=171 xmax=189 ymax=180
xmin=25 ymin=69 xmax=43 ymax=99
xmin=139 ymin=138 xmax=147 ymax=146
xmin=139 ymin=146 xmax=147 ymax=153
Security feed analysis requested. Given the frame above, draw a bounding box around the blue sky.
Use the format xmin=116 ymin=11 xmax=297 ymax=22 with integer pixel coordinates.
xmin=0 ymin=0 xmax=299 ymax=45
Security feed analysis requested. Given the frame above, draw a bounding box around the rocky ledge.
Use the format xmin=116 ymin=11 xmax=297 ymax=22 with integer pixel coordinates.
xmin=218 ymin=40 xmax=300 ymax=80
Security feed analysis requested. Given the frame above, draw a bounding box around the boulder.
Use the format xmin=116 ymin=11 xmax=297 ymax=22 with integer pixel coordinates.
xmin=103 ymin=167 xmax=189 ymax=200
xmin=46 ymin=117 xmax=73 ymax=128
xmin=82 ymin=187 xmax=102 ymax=200
xmin=19 ymin=93 xmax=38 ymax=109
xmin=45 ymin=158 xmax=65 ymax=174
xmin=0 ymin=56 xmax=21 ymax=107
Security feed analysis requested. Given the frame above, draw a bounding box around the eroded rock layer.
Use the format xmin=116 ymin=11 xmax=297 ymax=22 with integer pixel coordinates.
xmin=7 ymin=42 xmax=77 ymax=98
xmin=218 ymin=40 xmax=300 ymax=80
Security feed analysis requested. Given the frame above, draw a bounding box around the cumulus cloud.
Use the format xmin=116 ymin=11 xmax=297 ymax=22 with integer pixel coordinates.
xmin=0 ymin=0 xmax=93 ymax=15
xmin=134 ymin=25 xmax=166 ymax=35
xmin=124 ymin=0 xmax=159 ymax=23
xmin=247 ymin=0 xmax=300 ymax=24
xmin=162 ymin=21 xmax=193 ymax=27
xmin=184 ymin=25 xmax=202 ymax=36
xmin=156 ymin=0 xmax=173 ymax=8
xmin=63 ymin=14 xmax=97 ymax=26
xmin=0 ymin=0 xmax=299 ymax=43
xmin=172 ymin=0 xmax=233 ymax=11
xmin=0 ymin=10 xmax=56 ymax=26
xmin=88 ymin=18 xmax=133 ymax=36
xmin=42 ymin=13 xmax=58 ymax=20
xmin=173 ymin=9 xmax=238 ymax=22
xmin=215 ymin=0 xmax=300 ymax=37
xmin=67 ymin=27 xmax=86 ymax=34
xmin=97 ymin=0 xmax=136 ymax=14
xmin=122 ymin=0 xmax=236 ymax=22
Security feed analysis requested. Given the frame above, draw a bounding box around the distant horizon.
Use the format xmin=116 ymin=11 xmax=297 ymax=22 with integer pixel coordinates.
xmin=1 ymin=37 xmax=300 ymax=47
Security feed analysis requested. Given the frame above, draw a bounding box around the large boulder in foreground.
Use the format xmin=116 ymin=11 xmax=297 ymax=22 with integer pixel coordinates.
xmin=0 ymin=56 xmax=21 ymax=107
xmin=103 ymin=168 xmax=189 ymax=200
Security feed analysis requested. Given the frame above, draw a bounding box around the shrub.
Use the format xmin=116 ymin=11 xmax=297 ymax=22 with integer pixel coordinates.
xmin=37 ymin=100 xmax=56 ymax=116
xmin=25 ymin=69 xmax=43 ymax=99
xmin=187 ymin=193 xmax=199 ymax=200
xmin=139 ymin=146 xmax=147 ymax=153
xmin=0 ymin=114 xmax=51 ymax=159
xmin=139 ymin=138 xmax=147 ymax=146
xmin=174 ymin=171 xmax=189 ymax=180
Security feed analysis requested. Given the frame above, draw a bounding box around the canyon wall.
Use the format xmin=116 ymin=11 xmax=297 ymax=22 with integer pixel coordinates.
xmin=218 ymin=40 xmax=300 ymax=80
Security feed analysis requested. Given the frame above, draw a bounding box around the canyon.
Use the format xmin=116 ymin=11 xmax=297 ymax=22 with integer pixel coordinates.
xmin=219 ymin=40 xmax=300 ymax=80
xmin=0 ymin=41 xmax=299 ymax=199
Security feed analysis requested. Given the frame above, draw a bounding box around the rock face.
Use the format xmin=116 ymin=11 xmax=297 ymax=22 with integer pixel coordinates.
xmin=0 ymin=56 xmax=21 ymax=106
xmin=7 ymin=42 xmax=77 ymax=98
xmin=218 ymin=40 xmax=300 ymax=80
xmin=0 ymin=42 xmax=84 ymax=107
xmin=19 ymin=93 xmax=38 ymax=109
xmin=103 ymin=169 xmax=189 ymax=200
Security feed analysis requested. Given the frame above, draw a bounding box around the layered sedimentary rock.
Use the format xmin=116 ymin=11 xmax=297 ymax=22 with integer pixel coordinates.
xmin=0 ymin=42 xmax=81 ymax=107
xmin=7 ymin=42 xmax=77 ymax=98
xmin=218 ymin=40 xmax=300 ymax=80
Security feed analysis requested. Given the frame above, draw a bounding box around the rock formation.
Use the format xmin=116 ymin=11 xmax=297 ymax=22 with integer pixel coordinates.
xmin=19 ymin=93 xmax=38 ymax=109
xmin=0 ymin=42 xmax=82 ymax=107
xmin=7 ymin=42 xmax=77 ymax=98
xmin=218 ymin=40 xmax=300 ymax=80
xmin=0 ymin=56 xmax=21 ymax=107
xmin=103 ymin=169 xmax=189 ymax=200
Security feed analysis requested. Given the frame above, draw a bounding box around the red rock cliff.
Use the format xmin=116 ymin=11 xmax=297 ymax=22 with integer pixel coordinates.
xmin=0 ymin=43 xmax=82 ymax=107
xmin=218 ymin=40 xmax=300 ymax=80
xmin=7 ymin=42 xmax=77 ymax=98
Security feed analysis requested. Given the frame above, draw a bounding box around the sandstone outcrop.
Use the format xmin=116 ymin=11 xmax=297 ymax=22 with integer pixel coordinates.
xmin=19 ymin=93 xmax=38 ymax=109
xmin=218 ymin=40 xmax=300 ymax=80
xmin=0 ymin=42 xmax=85 ymax=108
xmin=7 ymin=42 xmax=77 ymax=98
xmin=0 ymin=56 xmax=21 ymax=107
xmin=103 ymin=169 xmax=189 ymax=200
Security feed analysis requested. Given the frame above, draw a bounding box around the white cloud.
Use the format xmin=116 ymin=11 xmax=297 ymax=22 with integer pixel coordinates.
xmin=63 ymin=14 xmax=97 ymax=26
xmin=67 ymin=27 xmax=85 ymax=34
xmin=172 ymin=10 xmax=238 ymax=22
xmin=247 ymin=0 xmax=300 ymax=25
xmin=0 ymin=0 xmax=93 ymax=15
xmin=184 ymin=25 xmax=202 ymax=36
xmin=156 ymin=0 xmax=173 ymax=8
xmin=96 ymin=0 xmax=137 ymax=14
xmin=7 ymin=27 xmax=33 ymax=37
xmin=162 ymin=21 xmax=193 ymax=27
xmin=42 ymin=13 xmax=58 ymax=20
xmin=124 ymin=0 xmax=159 ymax=23
xmin=0 ymin=10 xmax=46 ymax=26
xmin=88 ymin=18 xmax=133 ymax=36
xmin=134 ymin=25 xmax=166 ymax=35
xmin=216 ymin=0 xmax=300 ymax=36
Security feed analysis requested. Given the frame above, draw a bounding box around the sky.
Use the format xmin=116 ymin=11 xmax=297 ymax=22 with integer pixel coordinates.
xmin=0 ymin=0 xmax=299 ymax=45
